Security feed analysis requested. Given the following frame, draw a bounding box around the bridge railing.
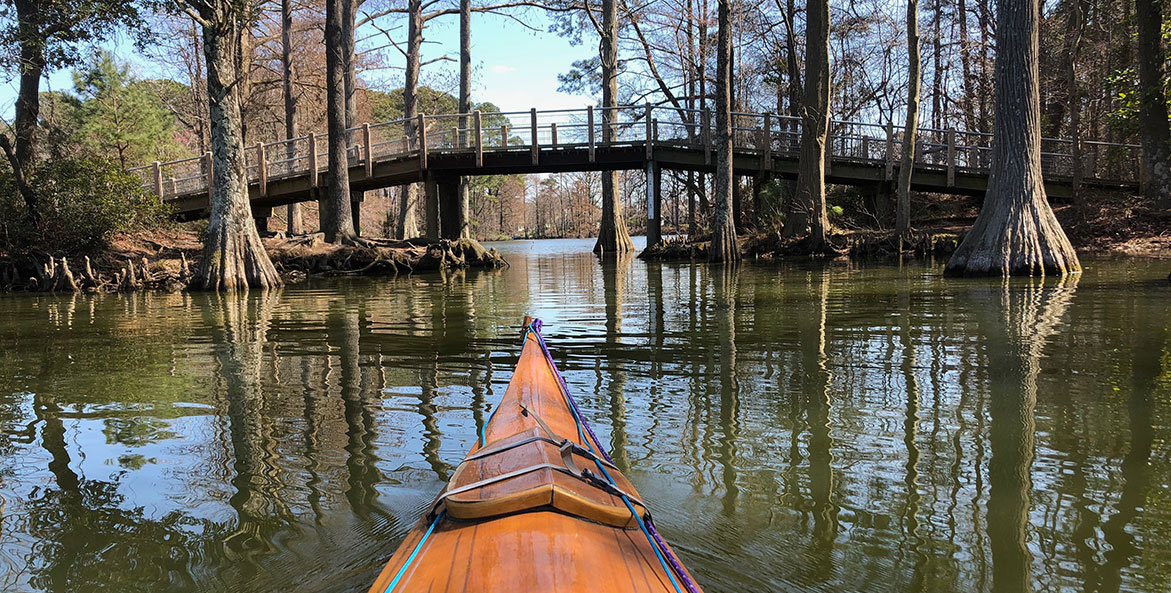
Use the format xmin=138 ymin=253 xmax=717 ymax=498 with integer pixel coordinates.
xmin=127 ymin=104 xmax=1143 ymax=201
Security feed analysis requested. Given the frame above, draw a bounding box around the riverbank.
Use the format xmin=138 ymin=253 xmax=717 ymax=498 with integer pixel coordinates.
xmin=0 ymin=229 xmax=506 ymax=293
xmin=642 ymin=191 xmax=1171 ymax=261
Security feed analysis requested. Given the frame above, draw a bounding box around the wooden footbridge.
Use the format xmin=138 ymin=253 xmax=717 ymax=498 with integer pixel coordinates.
xmin=128 ymin=104 xmax=1142 ymax=239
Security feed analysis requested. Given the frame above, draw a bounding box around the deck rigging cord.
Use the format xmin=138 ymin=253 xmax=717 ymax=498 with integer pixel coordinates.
xmin=529 ymin=318 xmax=702 ymax=593
xmin=384 ymin=319 xmax=701 ymax=593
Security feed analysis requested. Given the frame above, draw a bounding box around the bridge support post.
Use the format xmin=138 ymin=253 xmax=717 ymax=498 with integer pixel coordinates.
xmin=424 ymin=173 xmax=440 ymax=239
xmin=646 ymin=160 xmax=662 ymax=247
xmin=438 ymin=175 xmax=462 ymax=240
xmin=252 ymin=206 xmax=272 ymax=234
xmin=351 ymin=192 xmax=363 ymax=237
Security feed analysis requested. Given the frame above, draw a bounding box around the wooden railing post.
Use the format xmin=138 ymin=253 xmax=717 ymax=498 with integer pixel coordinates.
xmin=418 ymin=113 xmax=428 ymax=170
xmin=763 ymin=113 xmax=772 ymax=171
xmin=645 ymin=103 xmax=653 ymax=159
xmin=702 ymin=108 xmax=712 ymax=165
xmin=204 ymin=151 xmax=214 ymax=199
xmin=946 ymin=128 xmax=956 ymax=187
xmin=884 ymin=121 xmax=894 ymax=181
xmin=256 ymin=143 xmax=268 ymax=196
xmin=168 ymin=177 xmax=176 ymax=197
xmin=587 ymin=105 xmax=596 ymax=162
xmin=551 ymin=122 xmax=558 ymax=147
xmin=152 ymin=161 xmax=163 ymax=201
xmin=861 ymin=135 xmax=870 ymax=160
xmin=501 ymin=125 xmax=508 ymax=147
xmin=308 ymin=133 xmax=318 ymax=187
xmin=363 ymin=123 xmax=373 ymax=178
xmin=474 ymin=110 xmax=483 ymax=167
xmin=531 ymin=108 xmax=539 ymax=165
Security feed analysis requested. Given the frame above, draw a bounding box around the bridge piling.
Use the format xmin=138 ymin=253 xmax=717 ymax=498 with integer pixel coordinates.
xmin=646 ymin=160 xmax=662 ymax=247
xmin=424 ymin=173 xmax=440 ymax=238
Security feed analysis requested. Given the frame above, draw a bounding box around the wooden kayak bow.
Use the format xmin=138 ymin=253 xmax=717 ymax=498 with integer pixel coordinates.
xmin=366 ymin=317 xmax=703 ymax=593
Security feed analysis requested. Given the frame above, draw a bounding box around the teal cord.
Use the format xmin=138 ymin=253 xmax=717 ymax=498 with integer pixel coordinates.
xmin=383 ymin=510 xmax=445 ymax=593
xmin=533 ymin=327 xmax=684 ymax=593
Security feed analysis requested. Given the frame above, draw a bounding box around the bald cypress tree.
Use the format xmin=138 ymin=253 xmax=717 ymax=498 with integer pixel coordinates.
xmin=944 ymin=0 xmax=1079 ymax=277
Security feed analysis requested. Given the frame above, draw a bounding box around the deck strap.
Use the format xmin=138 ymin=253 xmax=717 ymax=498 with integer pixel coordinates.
xmin=465 ymin=434 xmax=618 ymax=470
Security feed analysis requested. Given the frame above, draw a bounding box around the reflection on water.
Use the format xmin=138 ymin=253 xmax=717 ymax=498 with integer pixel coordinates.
xmin=1 ymin=239 xmax=1170 ymax=593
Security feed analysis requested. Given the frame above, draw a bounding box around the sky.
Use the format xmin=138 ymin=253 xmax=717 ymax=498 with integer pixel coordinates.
xmin=0 ymin=8 xmax=598 ymax=121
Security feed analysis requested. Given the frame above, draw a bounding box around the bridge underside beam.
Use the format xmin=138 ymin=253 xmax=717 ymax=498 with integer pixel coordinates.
xmin=167 ymin=143 xmax=1136 ymax=221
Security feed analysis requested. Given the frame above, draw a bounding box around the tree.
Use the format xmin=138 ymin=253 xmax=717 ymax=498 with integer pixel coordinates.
xmin=323 ymin=0 xmax=358 ymax=243
xmin=781 ymin=0 xmax=832 ymax=251
xmin=709 ymin=0 xmax=738 ymax=262
xmin=281 ymin=0 xmax=303 ymax=234
xmin=0 ymin=0 xmax=140 ymax=171
xmin=181 ymin=0 xmax=281 ymax=291
xmin=456 ymin=0 xmax=472 ymax=240
xmin=1134 ymin=0 xmax=1171 ymax=205
xmin=593 ymin=0 xmax=635 ymax=255
xmin=71 ymin=51 xmax=179 ymax=169
xmin=897 ymin=0 xmax=922 ymax=239
xmin=944 ymin=0 xmax=1079 ymax=277
xmin=0 ymin=0 xmax=139 ymax=223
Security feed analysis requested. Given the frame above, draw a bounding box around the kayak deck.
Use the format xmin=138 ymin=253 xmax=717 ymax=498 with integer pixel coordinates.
xmin=367 ymin=320 xmax=701 ymax=593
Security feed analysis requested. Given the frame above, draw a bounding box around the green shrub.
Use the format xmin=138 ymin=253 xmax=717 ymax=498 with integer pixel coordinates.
xmin=1 ymin=156 xmax=169 ymax=254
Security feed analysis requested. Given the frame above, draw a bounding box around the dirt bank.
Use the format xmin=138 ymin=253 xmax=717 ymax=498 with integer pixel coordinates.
xmin=0 ymin=229 xmax=506 ymax=293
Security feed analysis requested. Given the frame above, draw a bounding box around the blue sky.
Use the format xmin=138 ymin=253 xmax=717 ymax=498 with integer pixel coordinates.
xmin=0 ymin=8 xmax=597 ymax=121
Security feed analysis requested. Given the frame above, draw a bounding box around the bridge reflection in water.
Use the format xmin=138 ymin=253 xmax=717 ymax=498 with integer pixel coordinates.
xmin=0 ymin=240 xmax=1168 ymax=593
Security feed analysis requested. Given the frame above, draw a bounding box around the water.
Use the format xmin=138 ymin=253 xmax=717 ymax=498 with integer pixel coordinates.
xmin=1 ymin=239 xmax=1169 ymax=593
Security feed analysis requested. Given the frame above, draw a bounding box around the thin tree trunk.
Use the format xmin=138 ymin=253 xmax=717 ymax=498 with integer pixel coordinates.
xmin=1065 ymin=0 xmax=1086 ymax=209
xmin=345 ymin=0 xmax=363 ymax=235
xmin=931 ymin=0 xmax=943 ymax=129
xmin=709 ymin=0 xmax=739 ymax=262
xmin=323 ymin=0 xmax=358 ymax=243
xmin=944 ymin=0 xmax=1080 ymax=277
xmin=594 ymin=0 xmax=635 ymax=255
xmin=195 ymin=11 xmax=282 ymax=291
xmin=397 ymin=0 xmax=423 ymax=240
xmin=1135 ymin=0 xmax=1171 ymax=205
xmin=898 ymin=0 xmax=922 ymax=239
xmin=782 ymin=0 xmax=832 ymax=251
xmin=957 ymin=0 xmax=976 ymax=133
xmin=456 ymin=0 xmax=473 ymax=239
xmin=12 ymin=0 xmax=43 ymax=179
xmin=282 ymin=0 xmax=303 ymax=235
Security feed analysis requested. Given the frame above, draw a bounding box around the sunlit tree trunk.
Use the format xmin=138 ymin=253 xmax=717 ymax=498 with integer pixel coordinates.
xmin=944 ymin=0 xmax=1079 ymax=276
xmin=396 ymin=0 xmax=424 ymax=240
xmin=323 ymin=0 xmax=358 ymax=243
xmin=897 ymin=0 xmax=922 ymax=239
xmin=1135 ymin=0 xmax=1171 ymax=205
xmin=192 ymin=3 xmax=281 ymax=291
xmin=709 ymin=0 xmax=739 ymax=262
xmin=281 ymin=0 xmax=303 ymax=234
xmin=456 ymin=0 xmax=473 ymax=239
xmin=593 ymin=0 xmax=635 ymax=255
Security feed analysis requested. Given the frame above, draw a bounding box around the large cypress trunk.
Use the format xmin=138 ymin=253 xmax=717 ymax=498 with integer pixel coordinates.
xmin=593 ymin=0 xmax=635 ymax=255
xmin=195 ymin=14 xmax=281 ymax=291
xmin=1135 ymin=0 xmax=1171 ymax=205
xmin=782 ymin=0 xmax=832 ymax=251
xmin=897 ymin=0 xmax=922 ymax=238
xmin=323 ymin=0 xmax=358 ymax=243
xmin=708 ymin=0 xmax=739 ymax=262
xmin=944 ymin=0 xmax=1079 ymax=277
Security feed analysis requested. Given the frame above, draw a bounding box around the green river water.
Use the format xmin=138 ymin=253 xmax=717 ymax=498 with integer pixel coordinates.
xmin=1 ymin=238 xmax=1169 ymax=593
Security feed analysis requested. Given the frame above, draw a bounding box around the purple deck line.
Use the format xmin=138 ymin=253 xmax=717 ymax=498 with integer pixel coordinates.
xmin=529 ymin=318 xmax=702 ymax=593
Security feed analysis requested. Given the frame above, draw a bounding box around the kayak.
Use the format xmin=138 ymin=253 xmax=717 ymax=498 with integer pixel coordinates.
xmin=367 ymin=317 xmax=703 ymax=593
